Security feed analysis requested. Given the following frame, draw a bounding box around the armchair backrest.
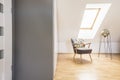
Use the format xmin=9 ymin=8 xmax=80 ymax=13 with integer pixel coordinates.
xmin=71 ymin=38 xmax=78 ymax=53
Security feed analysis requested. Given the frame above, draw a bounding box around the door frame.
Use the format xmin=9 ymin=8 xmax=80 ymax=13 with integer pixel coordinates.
xmin=4 ymin=0 xmax=12 ymax=80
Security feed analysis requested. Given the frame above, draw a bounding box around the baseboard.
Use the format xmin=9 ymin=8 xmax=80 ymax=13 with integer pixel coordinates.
xmin=58 ymin=53 xmax=120 ymax=54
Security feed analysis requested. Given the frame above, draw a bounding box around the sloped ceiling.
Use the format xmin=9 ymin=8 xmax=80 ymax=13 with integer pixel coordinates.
xmin=57 ymin=0 xmax=120 ymax=43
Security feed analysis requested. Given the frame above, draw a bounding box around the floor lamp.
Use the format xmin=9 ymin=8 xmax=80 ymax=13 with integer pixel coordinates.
xmin=98 ymin=29 xmax=112 ymax=59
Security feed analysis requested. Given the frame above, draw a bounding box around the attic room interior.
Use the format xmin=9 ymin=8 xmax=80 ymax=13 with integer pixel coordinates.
xmin=53 ymin=0 xmax=120 ymax=80
xmin=0 ymin=0 xmax=120 ymax=80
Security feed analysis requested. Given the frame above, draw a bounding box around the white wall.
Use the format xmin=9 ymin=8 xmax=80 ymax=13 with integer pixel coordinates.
xmin=57 ymin=0 xmax=120 ymax=53
xmin=59 ymin=41 xmax=120 ymax=53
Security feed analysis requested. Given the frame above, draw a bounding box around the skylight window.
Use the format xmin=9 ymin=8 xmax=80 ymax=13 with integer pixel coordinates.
xmin=78 ymin=3 xmax=111 ymax=39
xmin=80 ymin=8 xmax=100 ymax=29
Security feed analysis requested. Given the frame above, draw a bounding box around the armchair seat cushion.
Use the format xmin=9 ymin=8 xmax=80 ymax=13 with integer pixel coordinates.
xmin=76 ymin=48 xmax=92 ymax=54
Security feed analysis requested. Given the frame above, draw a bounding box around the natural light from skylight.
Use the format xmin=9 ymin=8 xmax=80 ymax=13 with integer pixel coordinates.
xmin=78 ymin=3 xmax=111 ymax=39
xmin=80 ymin=8 xmax=100 ymax=29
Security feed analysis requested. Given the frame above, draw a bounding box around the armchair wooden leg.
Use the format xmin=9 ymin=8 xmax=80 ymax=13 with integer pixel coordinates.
xmin=73 ymin=53 xmax=76 ymax=61
xmin=89 ymin=54 xmax=92 ymax=62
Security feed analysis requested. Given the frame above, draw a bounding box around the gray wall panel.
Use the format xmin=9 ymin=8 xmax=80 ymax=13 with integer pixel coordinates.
xmin=14 ymin=0 xmax=53 ymax=80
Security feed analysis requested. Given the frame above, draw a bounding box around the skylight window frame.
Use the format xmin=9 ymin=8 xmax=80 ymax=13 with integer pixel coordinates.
xmin=80 ymin=8 xmax=101 ymax=30
xmin=78 ymin=3 xmax=111 ymax=39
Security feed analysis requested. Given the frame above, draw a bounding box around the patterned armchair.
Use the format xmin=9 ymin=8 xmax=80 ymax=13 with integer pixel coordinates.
xmin=71 ymin=38 xmax=92 ymax=62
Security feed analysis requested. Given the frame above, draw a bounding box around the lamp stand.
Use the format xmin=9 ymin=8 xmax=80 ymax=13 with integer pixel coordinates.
xmin=98 ymin=34 xmax=112 ymax=59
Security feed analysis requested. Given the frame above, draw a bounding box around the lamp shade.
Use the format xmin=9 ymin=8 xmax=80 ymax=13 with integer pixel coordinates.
xmin=101 ymin=29 xmax=110 ymax=37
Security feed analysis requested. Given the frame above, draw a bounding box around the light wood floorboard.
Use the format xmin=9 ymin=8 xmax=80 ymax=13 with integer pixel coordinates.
xmin=54 ymin=53 xmax=120 ymax=80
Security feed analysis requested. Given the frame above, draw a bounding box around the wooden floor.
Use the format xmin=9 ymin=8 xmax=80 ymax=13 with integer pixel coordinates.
xmin=54 ymin=53 xmax=120 ymax=80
